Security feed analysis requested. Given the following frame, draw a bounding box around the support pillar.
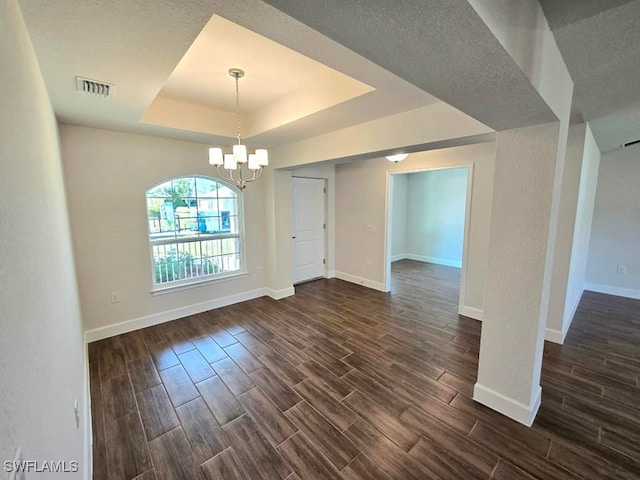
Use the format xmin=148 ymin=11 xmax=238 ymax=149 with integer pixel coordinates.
xmin=474 ymin=122 xmax=560 ymax=426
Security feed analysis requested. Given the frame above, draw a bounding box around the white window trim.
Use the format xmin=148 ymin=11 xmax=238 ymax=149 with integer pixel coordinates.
xmin=146 ymin=175 xmax=247 ymax=291
xmin=150 ymin=270 xmax=249 ymax=295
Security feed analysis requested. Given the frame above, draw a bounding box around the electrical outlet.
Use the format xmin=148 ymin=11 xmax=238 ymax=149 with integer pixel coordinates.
xmin=617 ymin=265 xmax=627 ymax=275
xmin=111 ymin=291 xmax=120 ymax=303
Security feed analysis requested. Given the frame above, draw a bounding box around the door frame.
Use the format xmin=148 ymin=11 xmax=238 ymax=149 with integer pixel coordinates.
xmin=383 ymin=163 xmax=475 ymax=316
xmin=292 ymin=175 xmax=329 ymax=283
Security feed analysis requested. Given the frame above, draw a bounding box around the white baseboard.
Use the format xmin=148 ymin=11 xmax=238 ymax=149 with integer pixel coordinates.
xmin=266 ymin=286 xmax=295 ymax=300
xmin=326 ymin=270 xmax=336 ymax=279
xmin=405 ymin=254 xmax=462 ymax=268
xmin=473 ymin=382 xmax=541 ymax=427
xmin=391 ymin=254 xmax=409 ymax=262
xmin=84 ymin=287 xmax=267 ymax=342
xmin=335 ymin=271 xmax=386 ymax=292
xmin=584 ymin=282 xmax=640 ymax=300
xmin=459 ymin=306 xmax=483 ymax=321
xmin=545 ymin=327 xmax=567 ymax=344
xmin=545 ymin=289 xmax=583 ymax=344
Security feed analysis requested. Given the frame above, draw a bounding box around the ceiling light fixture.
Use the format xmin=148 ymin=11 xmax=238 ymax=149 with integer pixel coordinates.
xmin=208 ymin=68 xmax=268 ymax=190
xmin=386 ymin=153 xmax=409 ymax=163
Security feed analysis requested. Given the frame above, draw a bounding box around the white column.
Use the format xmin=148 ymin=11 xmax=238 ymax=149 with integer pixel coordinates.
xmin=474 ymin=122 xmax=560 ymax=426
xmin=262 ymin=167 xmax=295 ymax=299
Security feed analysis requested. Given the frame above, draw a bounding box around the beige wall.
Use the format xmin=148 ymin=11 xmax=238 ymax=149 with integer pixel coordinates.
xmin=263 ymin=98 xmax=493 ymax=294
xmin=61 ymin=126 xmax=267 ymax=337
xmin=335 ymin=142 xmax=495 ymax=316
xmin=0 ymin=0 xmax=86 ymax=475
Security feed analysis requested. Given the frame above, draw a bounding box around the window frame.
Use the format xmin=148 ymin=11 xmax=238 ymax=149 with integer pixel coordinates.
xmin=145 ymin=175 xmax=247 ymax=293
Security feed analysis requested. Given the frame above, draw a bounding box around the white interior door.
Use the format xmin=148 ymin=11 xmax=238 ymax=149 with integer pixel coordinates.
xmin=293 ymin=177 xmax=326 ymax=284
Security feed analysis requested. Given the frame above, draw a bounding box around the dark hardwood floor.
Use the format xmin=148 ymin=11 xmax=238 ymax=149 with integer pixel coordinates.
xmin=89 ymin=260 xmax=640 ymax=479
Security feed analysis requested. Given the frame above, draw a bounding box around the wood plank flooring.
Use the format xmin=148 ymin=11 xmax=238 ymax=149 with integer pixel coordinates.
xmin=89 ymin=260 xmax=640 ymax=479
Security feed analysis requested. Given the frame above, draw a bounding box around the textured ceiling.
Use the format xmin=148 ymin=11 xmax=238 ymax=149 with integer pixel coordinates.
xmin=18 ymin=0 xmax=637 ymax=152
xmin=17 ymin=0 xmax=439 ymax=148
xmin=263 ymin=0 xmax=557 ymax=131
xmin=540 ymin=0 xmax=640 ymax=150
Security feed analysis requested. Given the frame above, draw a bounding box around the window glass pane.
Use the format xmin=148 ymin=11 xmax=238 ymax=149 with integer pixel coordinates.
xmin=218 ymin=197 xmax=237 ymax=216
xmin=196 ymin=177 xmax=219 ymax=196
xmin=204 ymin=256 xmax=222 ymax=275
xmin=171 ymin=178 xmax=195 ymax=200
xmin=152 ymin=243 xmax=179 ymax=284
xmin=175 ymin=201 xmax=196 ymax=234
xmin=217 ymin=185 xmax=236 ymax=198
xmin=147 ymin=176 xmax=242 ymax=286
xmin=196 ymin=214 xmax=220 ymax=234
xmin=222 ymin=237 xmax=239 ymax=255
xmin=147 ymin=180 xmax=173 ymax=198
xmin=149 ymin=199 xmax=179 ymax=238
xmin=222 ymin=253 xmax=241 ymax=272
xmin=147 ymin=197 xmax=164 ymax=235
xmin=201 ymin=239 xmax=222 ymax=257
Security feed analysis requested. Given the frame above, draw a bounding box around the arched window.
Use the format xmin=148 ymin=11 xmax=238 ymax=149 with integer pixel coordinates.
xmin=146 ymin=176 xmax=244 ymax=288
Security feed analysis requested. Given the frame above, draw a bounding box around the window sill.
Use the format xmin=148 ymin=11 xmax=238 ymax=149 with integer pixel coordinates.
xmin=151 ymin=271 xmax=249 ymax=296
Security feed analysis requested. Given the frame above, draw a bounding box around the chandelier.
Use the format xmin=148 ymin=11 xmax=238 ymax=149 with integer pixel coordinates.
xmin=208 ymin=68 xmax=268 ymax=190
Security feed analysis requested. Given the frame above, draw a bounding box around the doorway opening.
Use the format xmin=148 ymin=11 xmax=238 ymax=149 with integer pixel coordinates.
xmin=292 ymin=176 xmax=327 ymax=285
xmin=384 ymin=165 xmax=473 ymax=314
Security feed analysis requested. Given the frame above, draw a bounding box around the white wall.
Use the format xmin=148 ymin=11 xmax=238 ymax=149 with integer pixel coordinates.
xmin=563 ymin=124 xmax=601 ymax=330
xmin=586 ymin=141 xmax=640 ymax=298
xmin=60 ymin=126 xmax=267 ymax=338
xmin=390 ymin=174 xmax=408 ymax=260
xmin=0 ymin=0 xmax=86 ymax=476
xmin=335 ymin=142 xmax=495 ymax=315
xmin=268 ymin=102 xmax=493 ymax=169
xmin=406 ymin=168 xmax=468 ymax=267
xmin=545 ymin=123 xmax=590 ymax=342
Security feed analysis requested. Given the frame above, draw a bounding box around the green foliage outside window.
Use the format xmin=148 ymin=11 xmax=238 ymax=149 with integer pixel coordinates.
xmin=154 ymin=249 xmax=217 ymax=284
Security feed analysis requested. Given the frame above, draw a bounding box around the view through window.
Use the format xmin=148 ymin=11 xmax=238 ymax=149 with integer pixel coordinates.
xmin=146 ymin=176 xmax=243 ymax=287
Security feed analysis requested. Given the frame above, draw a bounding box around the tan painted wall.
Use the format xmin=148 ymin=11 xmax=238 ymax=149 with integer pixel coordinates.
xmin=60 ymin=125 xmax=267 ymax=335
xmin=335 ymin=142 xmax=495 ymax=315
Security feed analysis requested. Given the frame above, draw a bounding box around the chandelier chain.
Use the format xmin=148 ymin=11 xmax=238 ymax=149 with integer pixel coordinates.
xmin=235 ymin=74 xmax=241 ymax=145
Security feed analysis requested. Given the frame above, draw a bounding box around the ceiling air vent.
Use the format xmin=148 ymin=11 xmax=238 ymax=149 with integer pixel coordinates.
xmin=75 ymin=76 xmax=116 ymax=98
